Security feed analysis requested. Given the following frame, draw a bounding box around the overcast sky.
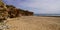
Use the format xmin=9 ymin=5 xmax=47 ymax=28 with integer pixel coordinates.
xmin=3 ymin=0 xmax=60 ymax=14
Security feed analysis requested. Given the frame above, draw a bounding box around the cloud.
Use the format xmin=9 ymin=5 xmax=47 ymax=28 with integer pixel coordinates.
xmin=3 ymin=0 xmax=60 ymax=14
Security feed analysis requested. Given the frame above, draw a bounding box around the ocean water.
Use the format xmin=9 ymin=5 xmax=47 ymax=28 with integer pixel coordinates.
xmin=34 ymin=14 xmax=60 ymax=16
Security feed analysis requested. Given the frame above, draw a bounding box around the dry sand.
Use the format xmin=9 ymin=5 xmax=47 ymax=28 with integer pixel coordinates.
xmin=5 ymin=16 xmax=60 ymax=30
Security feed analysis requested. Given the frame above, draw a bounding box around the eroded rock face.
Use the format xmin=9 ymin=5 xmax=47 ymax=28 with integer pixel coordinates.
xmin=0 ymin=6 xmax=8 ymax=20
xmin=0 ymin=0 xmax=34 ymax=20
xmin=0 ymin=0 xmax=8 ymax=21
xmin=6 ymin=5 xmax=34 ymax=18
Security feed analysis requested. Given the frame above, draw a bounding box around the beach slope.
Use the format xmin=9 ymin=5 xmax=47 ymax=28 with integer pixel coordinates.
xmin=6 ymin=16 xmax=60 ymax=30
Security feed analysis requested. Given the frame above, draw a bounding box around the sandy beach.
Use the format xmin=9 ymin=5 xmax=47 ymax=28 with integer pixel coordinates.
xmin=5 ymin=16 xmax=60 ymax=30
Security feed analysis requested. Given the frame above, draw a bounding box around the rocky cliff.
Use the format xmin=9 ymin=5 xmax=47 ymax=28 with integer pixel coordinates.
xmin=0 ymin=0 xmax=8 ymax=21
xmin=0 ymin=0 xmax=34 ymax=20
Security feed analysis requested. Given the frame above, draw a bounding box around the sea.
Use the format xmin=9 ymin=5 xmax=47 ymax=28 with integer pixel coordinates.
xmin=34 ymin=14 xmax=60 ymax=16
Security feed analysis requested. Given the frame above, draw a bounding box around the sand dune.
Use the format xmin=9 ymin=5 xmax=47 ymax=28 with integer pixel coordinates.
xmin=5 ymin=16 xmax=60 ymax=30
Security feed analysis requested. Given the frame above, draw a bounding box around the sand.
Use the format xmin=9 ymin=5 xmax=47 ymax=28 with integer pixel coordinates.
xmin=5 ymin=16 xmax=60 ymax=30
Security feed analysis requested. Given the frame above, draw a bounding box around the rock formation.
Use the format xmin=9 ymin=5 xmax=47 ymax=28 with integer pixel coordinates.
xmin=6 ymin=5 xmax=34 ymax=18
xmin=0 ymin=0 xmax=8 ymax=21
xmin=0 ymin=0 xmax=34 ymax=19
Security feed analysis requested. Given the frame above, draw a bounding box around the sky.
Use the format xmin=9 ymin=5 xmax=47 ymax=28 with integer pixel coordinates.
xmin=3 ymin=0 xmax=60 ymax=14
